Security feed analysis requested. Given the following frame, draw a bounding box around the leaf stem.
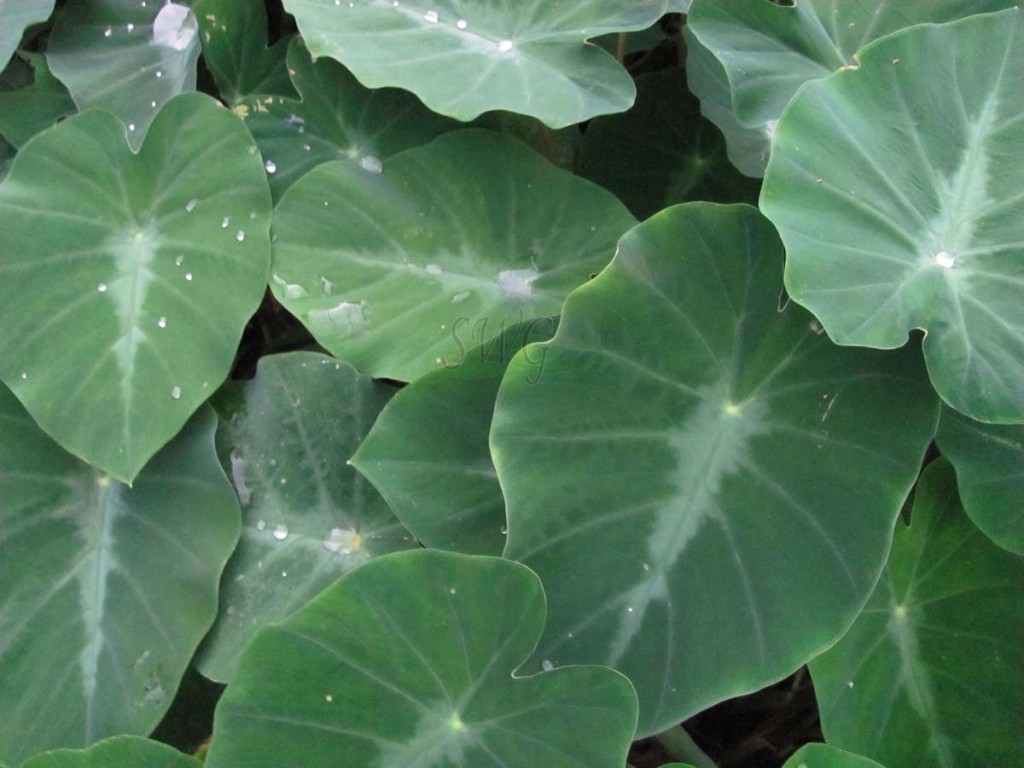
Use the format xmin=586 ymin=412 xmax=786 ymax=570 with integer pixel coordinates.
xmin=655 ymin=725 xmax=718 ymax=768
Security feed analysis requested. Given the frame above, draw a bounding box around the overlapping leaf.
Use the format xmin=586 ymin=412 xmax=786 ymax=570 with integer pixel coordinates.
xmin=491 ymin=203 xmax=938 ymax=735
xmin=271 ymin=128 xmax=635 ymax=382
xmin=0 ymin=52 xmax=76 ymax=148
xmin=353 ymin=318 xmax=556 ymax=556
xmin=22 ymin=736 xmax=201 ymax=768
xmin=0 ymin=93 xmax=272 ymax=482
xmin=192 ymin=0 xmax=294 ymax=105
xmin=809 ymin=459 xmax=1024 ymax=768
xmin=195 ymin=352 xmax=415 ymax=682
xmin=240 ymin=37 xmax=458 ymax=201
xmin=0 ymin=389 xmax=239 ymax=766
xmin=784 ymin=744 xmax=885 ymax=768
xmin=47 ymin=0 xmax=202 ymax=149
xmin=686 ymin=0 xmax=1015 ymax=156
xmin=936 ymin=407 xmax=1024 ymax=554
xmin=761 ymin=9 xmax=1024 ymax=423
xmin=206 ymin=550 xmax=638 ymax=768
xmin=282 ymin=0 xmax=670 ymax=126
xmin=0 ymin=0 xmax=55 ymax=70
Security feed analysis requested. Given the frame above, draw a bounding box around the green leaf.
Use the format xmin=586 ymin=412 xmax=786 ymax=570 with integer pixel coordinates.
xmin=490 ymin=203 xmax=939 ymax=736
xmin=579 ymin=68 xmax=759 ymax=220
xmin=352 ymin=318 xmax=557 ymax=556
xmin=47 ymin=0 xmax=202 ymax=149
xmin=22 ymin=736 xmax=201 ymax=768
xmin=809 ymin=459 xmax=1024 ymax=768
xmin=271 ymin=128 xmax=635 ymax=382
xmin=0 ymin=93 xmax=271 ymax=483
xmin=783 ymin=743 xmax=885 ymax=768
xmin=0 ymin=388 xmax=240 ymax=766
xmin=192 ymin=0 xmax=295 ymax=105
xmin=205 ymin=550 xmax=638 ymax=768
xmin=761 ymin=9 xmax=1024 ymax=424
xmin=936 ymin=407 xmax=1024 ymax=553
xmin=240 ymin=37 xmax=458 ymax=202
xmin=0 ymin=52 xmax=76 ymax=148
xmin=0 ymin=0 xmax=55 ymax=70
xmin=686 ymin=0 xmax=1014 ymax=137
xmin=281 ymin=0 xmax=670 ymax=126
xmin=195 ymin=352 xmax=415 ymax=682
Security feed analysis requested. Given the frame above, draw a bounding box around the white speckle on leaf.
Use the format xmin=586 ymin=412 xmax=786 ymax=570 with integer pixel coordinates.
xmin=423 ymin=10 xmax=439 ymax=23
xmin=170 ymin=386 xmax=182 ymax=400
xmin=935 ymin=250 xmax=955 ymax=268
xmin=157 ymin=316 xmax=167 ymax=328
xmin=425 ymin=263 xmax=443 ymax=276
xmin=359 ymin=155 xmax=383 ymax=174
xmin=541 ymin=660 xmax=554 ymax=671
xmin=307 ymin=300 xmax=369 ymax=339
xmin=230 ymin=451 xmax=252 ymax=506
xmin=236 ymin=230 xmax=246 ymax=242
xmin=322 ymin=528 xmax=361 ymax=554
xmin=497 ymin=268 xmax=539 ymax=299
xmin=497 ymin=39 xmax=513 ymax=52
xmin=97 ymin=283 xmax=108 ymax=293
xmin=151 ymin=3 xmax=198 ymax=51
xmin=456 ymin=18 xmax=468 ymax=29
xmin=272 ymin=524 xmax=289 ymax=541
xmin=272 ymin=274 xmax=308 ymax=299
xmin=185 ymin=198 xmax=198 ymax=212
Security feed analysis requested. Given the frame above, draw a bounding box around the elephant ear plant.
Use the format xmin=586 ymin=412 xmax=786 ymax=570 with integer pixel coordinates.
xmin=0 ymin=3 xmax=1021 ymax=768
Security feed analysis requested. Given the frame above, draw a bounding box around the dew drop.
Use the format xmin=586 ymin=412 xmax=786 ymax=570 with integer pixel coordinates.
xmin=20 ymin=372 xmax=28 ymax=380
xmin=236 ymin=230 xmax=245 ymax=242
xmin=935 ymin=250 xmax=955 ymax=269
xmin=541 ymin=660 xmax=554 ymax=671
xmin=359 ymin=155 xmax=383 ymax=174
xmin=497 ymin=39 xmax=513 ymax=52
xmin=128 ymin=123 xmax=136 ymax=132
xmin=456 ymin=18 xmax=467 ymax=29
xmin=325 ymin=694 xmax=334 ymax=702
xmin=185 ymin=198 xmax=198 ymax=212
xmin=104 ymin=26 xmax=113 ymax=37
xmin=272 ymin=524 xmax=289 ymax=540
xmin=221 ymin=216 xmax=230 ymax=228
xmin=97 ymin=282 xmax=108 ymax=292
xmin=174 ymin=255 xmax=184 ymax=266
xmin=126 ymin=23 xmax=135 ymax=32
xmin=425 ymin=263 xmax=443 ymax=276
xmin=185 ymin=272 xmax=193 ymax=281
xmin=847 ymin=680 xmax=855 ymax=688
xmin=452 ymin=290 xmax=471 ymax=304
xmin=256 ymin=519 xmax=267 ymax=531
xmin=170 ymin=385 xmax=182 ymax=400
xmin=157 ymin=316 xmax=167 ymax=328
xmin=423 ymin=10 xmax=439 ymax=23
xmin=150 ymin=100 xmax=157 ymax=108
xmin=265 ymin=160 xmax=277 ymax=174
xmin=155 ymin=70 xmax=163 ymax=78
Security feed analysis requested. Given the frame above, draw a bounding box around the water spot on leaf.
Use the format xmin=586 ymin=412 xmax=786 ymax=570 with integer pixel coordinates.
xmin=935 ymin=250 xmax=955 ymax=268
xmin=264 ymin=160 xmax=277 ymax=174
xmin=272 ymin=524 xmax=289 ymax=540
xmin=272 ymin=274 xmax=308 ymax=299
xmin=497 ymin=268 xmax=539 ymax=299
xmin=359 ymin=155 xmax=383 ymax=174
xmin=307 ymin=301 xmax=369 ymax=339
xmin=185 ymin=198 xmax=198 ymax=212
xmin=541 ymin=660 xmax=554 ymax=671
xmin=97 ymin=283 xmax=108 ymax=293
xmin=424 ymin=10 xmax=439 ymax=23
xmin=151 ymin=3 xmax=198 ymax=51
xmin=170 ymin=385 xmax=182 ymax=399
xmin=498 ymin=40 xmax=513 ymax=52
xmin=236 ymin=230 xmax=246 ymax=242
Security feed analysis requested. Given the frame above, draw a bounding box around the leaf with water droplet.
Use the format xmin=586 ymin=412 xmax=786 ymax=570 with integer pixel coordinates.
xmin=0 ymin=51 xmax=76 ymax=149
xmin=20 ymin=735 xmax=203 ymax=768
xmin=0 ymin=93 xmax=272 ymax=482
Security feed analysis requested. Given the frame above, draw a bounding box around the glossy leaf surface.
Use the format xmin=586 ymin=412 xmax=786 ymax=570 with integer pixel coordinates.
xmin=761 ymin=9 xmax=1024 ymax=423
xmin=206 ymin=550 xmax=638 ymax=768
xmin=0 ymin=0 xmax=55 ymax=70
xmin=0 ymin=93 xmax=271 ymax=482
xmin=784 ymin=743 xmax=885 ymax=768
xmin=809 ymin=459 xmax=1024 ymax=768
xmin=0 ymin=390 xmax=240 ymax=766
xmin=282 ymin=0 xmax=670 ymax=126
xmin=196 ymin=352 xmax=415 ymax=682
xmin=0 ymin=52 xmax=76 ymax=148
xmin=22 ymin=736 xmax=201 ymax=768
xmin=271 ymin=129 xmax=635 ymax=382
xmin=936 ymin=407 xmax=1024 ymax=553
xmin=47 ymin=0 xmax=202 ymax=148
xmin=353 ymin=318 xmax=556 ymax=556
xmin=491 ymin=203 xmax=939 ymax=735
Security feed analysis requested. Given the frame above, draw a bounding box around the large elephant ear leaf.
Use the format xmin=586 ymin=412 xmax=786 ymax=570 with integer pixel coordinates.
xmin=0 ymin=93 xmax=271 ymax=483
xmin=935 ymin=407 xmax=1024 ymax=553
xmin=279 ymin=0 xmax=669 ymax=126
xmin=761 ymin=9 xmax=1024 ymax=424
xmin=22 ymin=736 xmax=201 ymax=768
xmin=205 ymin=550 xmax=639 ymax=768
xmin=270 ymin=128 xmax=635 ymax=382
xmin=46 ymin=0 xmax=202 ymax=149
xmin=783 ymin=744 xmax=886 ymax=768
xmin=490 ymin=203 xmax=938 ymax=736
xmin=809 ymin=458 xmax=1024 ymax=768
xmin=0 ymin=388 xmax=240 ymax=767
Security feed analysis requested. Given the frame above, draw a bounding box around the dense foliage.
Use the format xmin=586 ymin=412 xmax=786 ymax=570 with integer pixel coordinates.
xmin=0 ymin=2 xmax=1021 ymax=767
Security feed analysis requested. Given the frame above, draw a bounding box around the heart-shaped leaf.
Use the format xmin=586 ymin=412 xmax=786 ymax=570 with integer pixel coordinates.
xmin=205 ymin=550 xmax=639 ymax=768
xmin=0 ymin=0 xmax=55 ymax=70
xmin=809 ymin=458 xmax=1024 ymax=768
xmin=47 ymin=0 xmax=202 ymax=149
xmin=0 ymin=388 xmax=240 ymax=766
xmin=352 ymin=318 xmax=557 ymax=556
xmin=490 ymin=203 xmax=939 ymax=736
xmin=935 ymin=407 xmax=1024 ymax=553
xmin=22 ymin=736 xmax=201 ymax=768
xmin=579 ymin=68 xmax=759 ymax=220
xmin=240 ymin=37 xmax=458 ymax=202
xmin=0 ymin=93 xmax=271 ymax=483
xmin=0 ymin=52 xmax=76 ymax=148
xmin=761 ymin=9 xmax=1024 ymax=424
xmin=192 ymin=0 xmax=295 ymax=106
xmin=195 ymin=352 xmax=415 ymax=682
xmin=271 ymin=128 xmax=635 ymax=382
xmin=686 ymin=0 xmax=1014 ymax=143
xmin=281 ymin=0 xmax=669 ymax=126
